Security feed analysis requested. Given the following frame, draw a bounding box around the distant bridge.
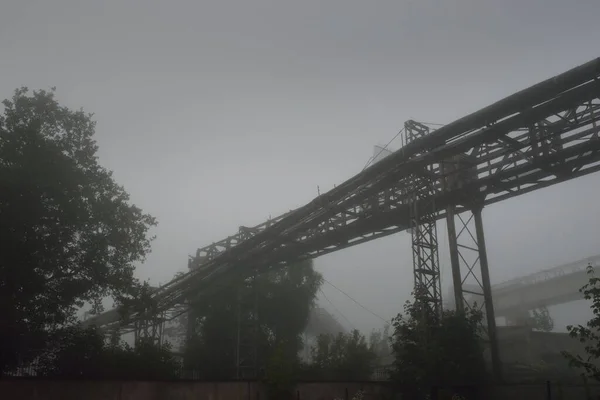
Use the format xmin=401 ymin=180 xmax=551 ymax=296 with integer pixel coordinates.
xmin=455 ymin=254 xmax=600 ymax=323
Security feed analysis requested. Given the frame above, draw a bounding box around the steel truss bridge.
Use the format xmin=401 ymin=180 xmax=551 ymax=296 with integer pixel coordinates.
xmin=85 ymin=57 xmax=600 ymax=380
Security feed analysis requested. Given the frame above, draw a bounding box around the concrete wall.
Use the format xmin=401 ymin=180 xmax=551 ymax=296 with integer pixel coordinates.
xmin=496 ymin=326 xmax=534 ymax=365
xmin=0 ymin=380 xmax=391 ymax=400
xmin=494 ymin=326 xmax=588 ymax=367
xmin=296 ymin=382 xmax=391 ymax=400
xmin=2 ymin=380 xmax=600 ymax=400
xmin=0 ymin=380 xmax=264 ymax=400
xmin=483 ymin=383 xmax=600 ymax=400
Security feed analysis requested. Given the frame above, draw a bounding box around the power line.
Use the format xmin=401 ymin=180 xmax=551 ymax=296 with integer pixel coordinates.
xmin=362 ymin=121 xmax=445 ymax=172
xmin=322 ymin=278 xmax=388 ymax=324
xmin=418 ymin=121 xmax=446 ymax=127
xmin=319 ymin=288 xmax=356 ymax=331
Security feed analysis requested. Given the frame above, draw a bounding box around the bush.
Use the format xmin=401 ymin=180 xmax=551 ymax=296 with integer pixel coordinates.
xmin=37 ymin=326 xmax=180 ymax=379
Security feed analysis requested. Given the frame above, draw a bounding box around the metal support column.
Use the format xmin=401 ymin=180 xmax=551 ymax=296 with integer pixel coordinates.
xmin=445 ymin=203 xmax=502 ymax=381
xmin=445 ymin=205 xmax=465 ymax=313
xmin=473 ymin=207 xmax=501 ymax=380
xmin=442 ymin=149 xmax=502 ymax=380
xmin=133 ymin=312 xmax=165 ymax=347
xmin=186 ymin=308 xmax=196 ymax=345
xmin=186 ymin=257 xmax=201 ymax=347
xmin=404 ymin=120 xmax=443 ymax=315
xmin=131 ymin=283 xmax=166 ymax=348
xmin=235 ymin=269 xmax=259 ymax=379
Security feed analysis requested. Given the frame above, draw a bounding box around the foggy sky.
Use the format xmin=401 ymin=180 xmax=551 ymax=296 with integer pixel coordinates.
xmin=2 ymin=0 xmax=600 ymax=334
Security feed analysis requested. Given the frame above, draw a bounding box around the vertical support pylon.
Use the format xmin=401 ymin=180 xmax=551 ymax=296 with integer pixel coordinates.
xmin=473 ymin=207 xmax=501 ymax=380
xmin=133 ymin=312 xmax=165 ymax=347
xmin=235 ymin=269 xmax=259 ymax=379
xmin=443 ymin=153 xmax=502 ymax=380
xmin=445 ymin=205 xmax=464 ymax=313
xmin=185 ymin=307 xmax=196 ymax=344
xmin=404 ymin=120 xmax=442 ymax=316
xmin=131 ymin=283 xmax=166 ymax=348
xmin=186 ymin=257 xmax=199 ymax=353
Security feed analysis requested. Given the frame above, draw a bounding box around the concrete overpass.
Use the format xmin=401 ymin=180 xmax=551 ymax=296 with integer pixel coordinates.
xmin=448 ymin=254 xmax=600 ymax=324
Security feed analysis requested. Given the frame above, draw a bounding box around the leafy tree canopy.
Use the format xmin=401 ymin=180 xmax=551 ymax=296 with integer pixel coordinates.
xmin=390 ymin=294 xmax=487 ymax=395
xmin=531 ymin=306 xmax=554 ymax=332
xmin=37 ymin=326 xmax=180 ymax=379
xmin=564 ymin=265 xmax=600 ymax=381
xmin=368 ymin=325 xmax=392 ymax=364
xmin=0 ymin=88 xmax=156 ymax=372
xmin=182 ymin=259 xmax=323 ymax=379
xmin=308 ymin=330 xmax=378 ymax=380
xmin=265 ymin=340 xmax=297 ymax=399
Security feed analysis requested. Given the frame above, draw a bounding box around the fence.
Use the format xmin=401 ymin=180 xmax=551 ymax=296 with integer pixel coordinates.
xmin=2 ymin=362 xmax=392 ymax=382
xmin=2 ymin=378 xmax=600 ymax=400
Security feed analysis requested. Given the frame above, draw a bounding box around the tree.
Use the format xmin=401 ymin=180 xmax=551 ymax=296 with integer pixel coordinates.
xmin=36 ymin=326 xmax=106 ymax=377
xmin=563 ymin=265 xmax=600 ymax=381
xmin=531 ymin=306 xmax=554 ymax=332
xmin=390 ymin=293 xmax=487 ymax=397
xmin=368 ymin=325 xmax=392 ymax=364
xmin=0 ymin=88 xmax=156 ymax=373
xmin=308 ymin=330 xmax=378 ymax=380
xmin=37 ymin=326 xmax=180 ymax=379
xmin=182 ymin=259 xmax=323 ymax=379
xmin=265 ymin=340 xmax=297 ymax=400
xmin=161 ymin=272 xmax=188 ymax=352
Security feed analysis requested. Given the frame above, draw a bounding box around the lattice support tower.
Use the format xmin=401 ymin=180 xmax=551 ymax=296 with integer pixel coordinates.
xmin=133 ymin=311 xmax=166 ymax=347
xmin=185 ymin=256 xmax=202 ymax=349
xmin=404 ymin=120 xmax=443 ymax=316
xmin=234 ymin=273 xmax=259 ymax=379
xmin=443 ymin=150 xmax=502 ymax=380
xmin=235 ymin=227 xmax=260 ymax=379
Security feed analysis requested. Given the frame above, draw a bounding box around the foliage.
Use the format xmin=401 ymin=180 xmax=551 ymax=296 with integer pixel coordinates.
xmin=0 ymin=87 xmax=156 ymax=372
xmin=161 ymin=272 xmax=188 ymax=352
xmin=182 ymin=260 xmax=323 ymax=379
xmin=36 ymin=326 xmax=106 ymax=377
xmin=390 ymin=292 xmax=487 ymax=396
xmin=308 ymin=330 xmax=378 ymax=380
xmin=530 ymin=307 xmax=554 ymax=332
xmin=334 ymin=389 xmax=365 ymax=400
xmin=36 ymin=326 xmax=180 ymax=379
xmin=368 ymin=325 xmax=392 ymax=363
xmin=563 ymin=265 xmax=600 ymax=381
xmin=265 ymin=340 xmax=297 ymax=400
